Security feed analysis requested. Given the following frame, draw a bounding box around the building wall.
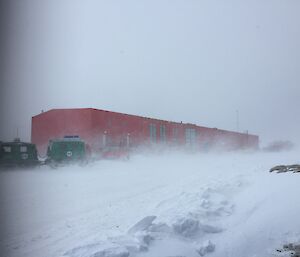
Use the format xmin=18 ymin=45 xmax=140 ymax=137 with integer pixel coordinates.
xmin=31 ymin=108 xmax=259 ymax=155
xmin=31 ymin=109 xmax=93 ymax=156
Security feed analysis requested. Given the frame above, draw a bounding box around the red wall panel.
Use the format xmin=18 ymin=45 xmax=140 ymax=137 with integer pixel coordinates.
xmin=31 ymin=109 xmax=93 ymax=156
xmin=31 ymin=108 xmax=259 ymax=155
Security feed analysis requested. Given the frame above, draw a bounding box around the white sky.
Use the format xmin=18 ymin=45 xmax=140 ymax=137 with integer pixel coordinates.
xmin=1 ymin=0 xmax=300 ymax=145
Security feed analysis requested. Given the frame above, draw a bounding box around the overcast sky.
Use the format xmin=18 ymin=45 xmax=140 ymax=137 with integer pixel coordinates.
xmin=1 ymin=0 xmax=300 ymax=145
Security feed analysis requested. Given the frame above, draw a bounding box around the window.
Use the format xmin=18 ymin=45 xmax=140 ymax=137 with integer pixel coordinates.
xmin=149 ymin=124 xmax=156 ymax=142
xmin=3 ymin=146 xmax=11 ymax=152
xmin=185 ymin=128 xmax=196 ymax=146
xmin=20 ymin=146 xmax=27 ymax=152
xmin=160 ymin=125 xmax=166 ymax=142
xmin=172 ymin=127 xmax=178 ymax=143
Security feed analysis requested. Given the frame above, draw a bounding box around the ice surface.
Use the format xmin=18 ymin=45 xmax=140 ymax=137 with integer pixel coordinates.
xmin=1 ymin=150 xmax=300 ymax=257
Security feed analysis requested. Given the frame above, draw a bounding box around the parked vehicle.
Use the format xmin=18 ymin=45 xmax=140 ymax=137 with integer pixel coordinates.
xmin=0 ymin=138 xmax=39 ymax=168
xmin=46 ymin=136 xmax=86 ymax=165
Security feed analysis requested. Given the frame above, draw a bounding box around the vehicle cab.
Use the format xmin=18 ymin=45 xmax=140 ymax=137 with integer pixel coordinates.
xmin=46 ymin=135 xmax=86 ymax=163
xmin=0 ymin=138 xmax=39 ymax=167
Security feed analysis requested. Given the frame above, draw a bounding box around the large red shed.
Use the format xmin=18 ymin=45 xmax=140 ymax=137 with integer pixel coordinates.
xmin=31 ymin=108 xmax=259 ymax=156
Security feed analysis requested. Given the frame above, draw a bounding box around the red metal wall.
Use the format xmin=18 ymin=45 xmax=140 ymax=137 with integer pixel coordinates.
xmin=31 ymin=108 xmax=259 ymax=155
xmin=31 ymin=109 xmax=93 ymax=156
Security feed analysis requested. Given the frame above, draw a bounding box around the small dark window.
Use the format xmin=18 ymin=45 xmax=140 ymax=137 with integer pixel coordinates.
xmin=20 ymin=146 xmax=27 ymax=152
xmin=3 ymin=146 xmax=12 ymax=152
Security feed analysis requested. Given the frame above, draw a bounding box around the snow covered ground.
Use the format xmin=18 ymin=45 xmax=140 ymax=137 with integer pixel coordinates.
xmin=1 ymin=149 xmax=300 ymax=257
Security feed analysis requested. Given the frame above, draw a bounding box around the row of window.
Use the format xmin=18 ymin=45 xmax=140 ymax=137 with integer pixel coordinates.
xmin=149 ymin=124 xmax=197 ymax=145
xmin=2 ymin=145 xmax=28 ymax=153
xmin=150 ymin=124 xmax=167 ymax=142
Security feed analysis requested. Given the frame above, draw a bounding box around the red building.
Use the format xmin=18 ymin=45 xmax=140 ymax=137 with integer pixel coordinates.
xmin=31 ymin=108 xmax=259 ymax=155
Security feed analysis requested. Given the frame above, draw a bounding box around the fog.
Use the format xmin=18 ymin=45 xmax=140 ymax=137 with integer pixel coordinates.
xmin=1 ymin=0 xmax=300 ymax=144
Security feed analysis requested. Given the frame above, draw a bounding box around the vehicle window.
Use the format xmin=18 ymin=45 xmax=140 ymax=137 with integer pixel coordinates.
xmin=3 ymin=146 xmax=11 ymax=152
xmin=20 ymin=146 xmax=27 ymax=152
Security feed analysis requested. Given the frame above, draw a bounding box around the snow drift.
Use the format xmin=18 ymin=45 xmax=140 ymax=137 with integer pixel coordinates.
xmin=0 ymin=149 xmax=300 ymax=257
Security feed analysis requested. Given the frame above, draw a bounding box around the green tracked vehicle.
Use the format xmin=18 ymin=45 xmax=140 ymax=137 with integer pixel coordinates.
xmin=46 ymin=136 xmax=86 ymax=165
xmin=0 ymin=138 xmax=39 ymax=168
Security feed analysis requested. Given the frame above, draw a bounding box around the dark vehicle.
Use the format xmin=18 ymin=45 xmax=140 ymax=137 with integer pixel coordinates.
xmin=46 ymin=136 xmax=86 ymax=164
xmin=0 ymin=138 xmax=39 ymax=167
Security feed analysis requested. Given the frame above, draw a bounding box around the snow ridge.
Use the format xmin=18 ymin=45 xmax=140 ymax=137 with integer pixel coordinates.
xmin=64 ymin=178 xmax=240 ymax=257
